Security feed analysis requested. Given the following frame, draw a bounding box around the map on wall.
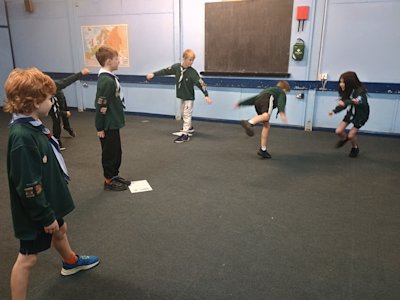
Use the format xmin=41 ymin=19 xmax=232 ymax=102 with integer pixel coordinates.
xmin=81 ymin=24 xmax=129 ymax=67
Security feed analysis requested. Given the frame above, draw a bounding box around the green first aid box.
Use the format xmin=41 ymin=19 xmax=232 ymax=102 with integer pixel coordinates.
xmin=292 ymin=38 xmax=305 ymax=61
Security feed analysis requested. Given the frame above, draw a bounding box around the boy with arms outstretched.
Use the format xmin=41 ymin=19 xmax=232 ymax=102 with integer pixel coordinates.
xmin=146 ymin=49 xmax=212 ymax=143
xmin=50 ymin=68 xmax=90 ymax=150
xmin=236 ymin=80 xmax=291 ymax=158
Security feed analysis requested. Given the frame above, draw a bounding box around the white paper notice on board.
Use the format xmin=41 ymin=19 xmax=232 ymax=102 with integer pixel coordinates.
xmin=129 ymin=180 xmax=153 ymax=194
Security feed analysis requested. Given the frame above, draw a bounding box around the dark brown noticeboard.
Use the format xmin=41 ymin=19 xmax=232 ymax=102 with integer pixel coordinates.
xmin=205 ymin=0 xmax=293 ymax=76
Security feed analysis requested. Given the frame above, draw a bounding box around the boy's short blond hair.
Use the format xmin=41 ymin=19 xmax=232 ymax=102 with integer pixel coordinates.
xmin=95 ymin=45 xmax=119 ymax=67
xmin=182 ymin=49 xmax=196 ymax=59
xmin=3 ymin=68 xmax=56 ymax=114
xmin=277 ymin=80 xmax=291 ymax=92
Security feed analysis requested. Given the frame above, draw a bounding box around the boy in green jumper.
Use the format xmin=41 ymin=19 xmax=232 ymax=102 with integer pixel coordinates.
xmin=236 ymin=80 xmax=291 ymax=158
xmin=95 ymin=45 xmax=130 ymax=191
xmin=4 ymin=68 xmax=99 ymax=300
xmin=146 ymin=49 xmax=212 ymax=143
xmin=49 ymin=68 xmax=90 ymax=150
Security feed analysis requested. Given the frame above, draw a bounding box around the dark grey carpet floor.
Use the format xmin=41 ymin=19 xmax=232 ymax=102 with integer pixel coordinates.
xmin=0 ymin=110 xmax=399 ymax=300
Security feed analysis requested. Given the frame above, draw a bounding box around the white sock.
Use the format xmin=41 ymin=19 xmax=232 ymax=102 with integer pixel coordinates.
xmin=248 ymin=120 xmax=254 ymax=125
xmin=261 ymin=146 xmax=267 ymax=151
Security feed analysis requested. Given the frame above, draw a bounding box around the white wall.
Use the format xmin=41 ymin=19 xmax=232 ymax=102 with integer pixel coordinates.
xmin=320 ymin=0 xmax=400 ymax=83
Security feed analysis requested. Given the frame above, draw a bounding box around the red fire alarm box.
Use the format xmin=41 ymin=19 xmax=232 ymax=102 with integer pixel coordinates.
xmin=296 ymin=6 xmax=309 ymax=31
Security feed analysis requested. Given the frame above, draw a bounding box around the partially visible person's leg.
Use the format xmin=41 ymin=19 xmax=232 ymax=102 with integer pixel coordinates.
xmin=11 ymin=254 xmax=38 ymax=300
xmin=348 ymin=126 xmax=360 ymax=157
xmin=334 ymin=121 xmax=349 ymax=148
xmin=181 ymin=100 xmax=194 ymax=134
xmin=348 ymin=126 xmax=359 ymax=147
xmin=250 ymin=112 xmax=270 ymax=124
xmin=260 ymin=121 xmax=270 ymax=148
xmin=241 ymin=95 xmax=272 ymax=137
xmin=175 ymin=100 xmax=193 ymax=143
xmin=62 ymin=114 xmax=75 ymax=137
xmin=101 ymin=130 xmax=122 ymax=179
xmin=54 ymin=222 xmax=100 ymax=276
xmin=49 ymin=109 xmax=63 ymax=148
xmin=101 ymin=130 xmax=126 ymax=190
xmin=52 ymin=222 xmax=76 ymax=262
xmin=240 ymin=113 xmax=270 ymax=137
xmin=257 ymin=121 xmax=272 ymax=158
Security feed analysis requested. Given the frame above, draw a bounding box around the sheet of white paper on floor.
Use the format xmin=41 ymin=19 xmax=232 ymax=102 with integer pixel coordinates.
xmin=129 ymin=180 xmax=153 ymax=193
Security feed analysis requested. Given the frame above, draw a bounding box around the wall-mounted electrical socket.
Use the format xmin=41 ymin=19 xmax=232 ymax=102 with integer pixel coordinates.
xmin=319 ymin=73 xmax=328 ymax=80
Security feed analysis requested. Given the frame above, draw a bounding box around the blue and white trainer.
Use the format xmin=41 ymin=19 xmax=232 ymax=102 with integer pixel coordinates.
xmin=61 ymin=255 xmax=100 ymax=276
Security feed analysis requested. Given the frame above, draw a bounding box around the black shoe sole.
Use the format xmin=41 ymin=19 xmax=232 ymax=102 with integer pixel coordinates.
xmin=114 ymin=178 xmax=131 ymax=185
xmin=257 ymin=151 xmax=272 ymax=159
xmin=174 ymin=137 xmax=190 ymax=143
xmin=335 ymin=138 xmax=349 ymax=148
xmin=349 ymin=147 xmax=359 ymax=158
xmin=64 ymin=128 xmax=76 ymax=137
xmin=104 ymin=183 xmax=128 ymax=191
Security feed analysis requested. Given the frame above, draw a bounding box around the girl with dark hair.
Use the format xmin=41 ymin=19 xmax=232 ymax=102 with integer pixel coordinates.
xmin=329 ymin=71 xmax=370 ymax=157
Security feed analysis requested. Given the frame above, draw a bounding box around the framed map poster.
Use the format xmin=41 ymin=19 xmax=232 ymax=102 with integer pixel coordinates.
xmin=81 ymin=24 xmax=129 ymax=67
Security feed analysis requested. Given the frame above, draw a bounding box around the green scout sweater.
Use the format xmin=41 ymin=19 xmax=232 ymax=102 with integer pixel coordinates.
xmin=153 ymin=63 xmax=208 ymax=100
xmin=95 ymin=73 xmax=125 ymax=131
xmin=239 ymin=86 xmax=287 ymax=113
xmin=333 ymin=87 xmax=369 ymax=121
xmin=7 ymin=123 xmax=75 ymax=240
xmin=53 ymin=71 xmax=84 ymax=115
xmin=54 ymin=71 xmax=84 ymax=92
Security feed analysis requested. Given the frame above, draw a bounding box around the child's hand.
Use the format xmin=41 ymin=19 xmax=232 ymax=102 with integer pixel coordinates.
xmin=205 ymin=96 xmax=212 ymax=104
xmin=146 ymin=73 xmax=154 ymax=81
xmin=328 ymin=111 xmax=334 ymax=116
xmin=280 ymin=113 xmax=288 ymax=124
xmin=233 ymin=101 xmax=240 ymax=109
xmin=66 ymin=111 xmax=71 ymax=118
xmin=44 ymin=220 xmax=59 ymax=234
xmin=81 ymin=68 xmax=90 ymax=76
xmin=97 ymin=131 xmax=105 ymax=138
xmin=352 ymin=98 xmax=360 ymax=105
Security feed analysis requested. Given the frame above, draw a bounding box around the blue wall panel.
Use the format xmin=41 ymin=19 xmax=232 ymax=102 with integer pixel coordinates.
xmin=1 ymin=0 xmax=399 ymax=135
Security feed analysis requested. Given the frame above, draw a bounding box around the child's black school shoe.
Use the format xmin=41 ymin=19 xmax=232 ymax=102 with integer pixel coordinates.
xmin=335 ymin=138 xmax=349 ymax=148
xmin=257 ymin=148 xmax=272 ymax=159
xmin=349 ymin=146 xmax=359 ymax=158
xmin=104 ymin=179 xmax=128 ymax=191
xmin=240 ymin=120 xmax=254 ymax=137
xmin=113 ymin=176 xmax=131 ymax=186
xmin=174 ymin=134 xmax=190 ymax=143
xmin=61 ymin=255 xmax=100 ymax=276
xmin=64 ymin=127 xmax=76 ymax=137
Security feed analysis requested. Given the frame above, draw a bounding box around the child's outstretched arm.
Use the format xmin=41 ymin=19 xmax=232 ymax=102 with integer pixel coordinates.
xmin=329 ymin=100 xmax=346 ymax=115
xmin=55 ymin=70 xmax=89 ymax=91
xmin=148 ymin=64 xmax=178 ymax=80
xmin=279 ymin=112 xmax=287 ymax=123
